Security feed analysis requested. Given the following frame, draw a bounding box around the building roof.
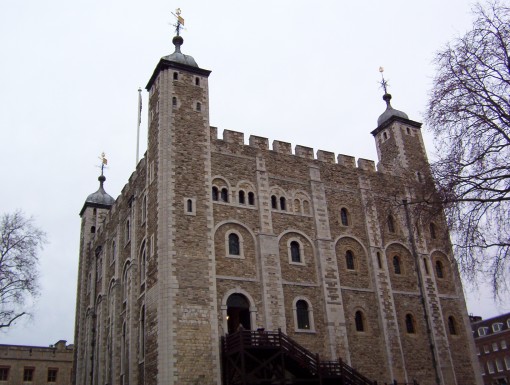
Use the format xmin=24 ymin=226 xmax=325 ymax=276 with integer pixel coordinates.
xmin=377 ymin=93 xmax=409 ymax=126
xmin=470 ymin=312 xmax=510 ymax=338
xmin=80 ymin=175 xmax=115 ymax=215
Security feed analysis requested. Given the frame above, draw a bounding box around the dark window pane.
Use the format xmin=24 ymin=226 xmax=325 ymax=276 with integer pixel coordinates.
xmin=212 ymin=187 xmax=219 ymax=201
xmin=405 ymin=314 xmax=415 ymax=333
xmin=238 ymin=191 xmax=245 ymax=204
xmin=355 ymin=311 xmax=364 ymax=331
xmin=248 ymin=192 xmax=255 ymax=205
xmin=271 ymin=195 xmax=277 ymax=209
xmin=393 ymin=256 xmax=401 ymax=274
xmin=221 ymin=188 xmax=229 ymax=202
xmin=341 ymin=208 xmax=349 ymax=226
xmin=296 ymin=300 xmax=310 ymax=329
xmin=229 ymin=233 xmax=240 ymax=256
xmin=346 ymin=250 xmax=355 ymax=270
xmin=290 ymin=241 xmax=301 ymax=263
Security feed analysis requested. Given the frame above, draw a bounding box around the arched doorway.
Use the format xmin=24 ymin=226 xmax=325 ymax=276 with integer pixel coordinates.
xmin=226 ymin=293 xmax=251 ymax=333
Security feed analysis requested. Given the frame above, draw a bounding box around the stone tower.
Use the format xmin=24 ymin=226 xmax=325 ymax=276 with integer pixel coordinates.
xmin=73 ymin=31 xmax=482 ymax=385
xmin=144 ymin=35 xmax=220 ymax=384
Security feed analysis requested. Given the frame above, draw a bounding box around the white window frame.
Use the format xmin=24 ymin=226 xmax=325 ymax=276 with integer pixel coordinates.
xmin=501 ymin=340 xmax=507 ymax=349
xmin=493 ymin=322 xmax=503 ymax=332
xmin=487 ymin=360 xmax=495 ymax=374
xmin=287 ymin=238 xmax=305 ymax=266
xmin=225 ymin=230 xmax=244 ymax=259
xmin=479 ymin=326 xmax=489 ymax=336
xmin=493 ymin=342 xmax=499 ymax=352
xmin=292 ymin=297 xmax=315 ymax=333
xmin=505 ymin=356 xmax=510 ymax=370
xmin=495 ymin=358 xmax=503 ymax=372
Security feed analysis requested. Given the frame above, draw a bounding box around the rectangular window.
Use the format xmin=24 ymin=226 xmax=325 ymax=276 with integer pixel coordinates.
xmin=501 ymin=340 xmax=507 ymax=349
xmin=47 ymin=368 xmax=58 ymax=382
xmin=487 ymin=360 xmax=495 ymax=374
xmin=23 ymin=368 xmax=34 ymax=382
xmin=480 ymin=361 xmax=485 ymax=375
xmin=493 ymin=322 xmax=503 ymax=332
xmin=505 ymin=356 xmax=510 ymax=370
xmin=479 ymin=326 xmax=489 ymax=336
xmin=496 ymin=358 xmax=503 ymax=372
xmin=484 ymin=345 xmax=490 ymax=354
xmin=0 ymin=367 xmax=9 ymax=381
xmin=493 ymin=342 xmax=499 ymax=351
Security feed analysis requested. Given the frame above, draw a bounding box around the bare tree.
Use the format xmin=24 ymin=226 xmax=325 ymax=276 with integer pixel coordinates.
xmin=425 ymin=0 xmax=510 ymax=295
xmin=0 ymin=210 xmax=46 ymax=329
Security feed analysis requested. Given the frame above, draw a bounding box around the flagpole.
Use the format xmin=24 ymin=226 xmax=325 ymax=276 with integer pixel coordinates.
xmin=136 ymin=88 xmax=142 ymax=165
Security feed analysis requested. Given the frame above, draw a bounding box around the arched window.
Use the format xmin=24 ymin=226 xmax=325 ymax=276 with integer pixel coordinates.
xmin=430 ymin=223 xmax=437 ymax=239
xmin=248 ymin=192 xmax=255 ymax=205
xmin=271 ymin=195 xmax=277 ymax=209
xmin=340 ymin=208 xmax=349 ymax=226
xmin=294 ymin=199 xmax=301 ymax=213
xmin=187 ymin=199 xmax=193 ymax=213
xmin=212 ymin=186 xmax=219 ymax=201
xmin=405 ymin=314 xmax=415 ymax=333
xmin=290 ymin=241 xmax=301 ymax=263
xmin=388 ymin=215 xmax=395 ymax=233
xmin=280 ymin=197 xmax=286 ymax=211
xmin=238 ymin=190 xmax=245 ymax=204
xmin=296 ymin=300 xmax=310 ymax=330
xmin=221 ymin=188 xmax=229 ymax=202
xmin=303 ymin=200 xmax=310 ymax=215
xmin=228 ymin=233 xmax=240 ymax=256
xmin=345 ymin=250 xmax=355 ymax=270
xmin=355 ymin=311 xmax=364 ymax=332
xmin=435 ymin=260 xmax=444 ymax=279
xmin=393 ymin=256 xmax=401 ymax=275
xmin=448 ymin=316 xmax=457 ymax=335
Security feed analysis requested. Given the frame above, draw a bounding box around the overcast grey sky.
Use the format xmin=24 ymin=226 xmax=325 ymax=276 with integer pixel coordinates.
xmin=1 ymin=0 xmax=508 ymax=346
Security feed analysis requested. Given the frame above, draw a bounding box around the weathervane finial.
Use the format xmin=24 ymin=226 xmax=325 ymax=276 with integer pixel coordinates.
xmin=172 ymin=8 xmax=185 ymax=36
xmin=98 ymin=152 xmax=108 ymax=176
xmin=379 ymin=66 xmax=389 ymax=95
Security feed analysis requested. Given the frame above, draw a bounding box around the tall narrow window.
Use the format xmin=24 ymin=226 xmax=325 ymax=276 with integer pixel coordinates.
xmin=405 ymin=314 xmax=415 ymax=333
xmin=345 ymin=250 xmax=355 ymax=270
xmin=290 ymin=241 xmax=301 ymax=263
xmin=388 ymin=215 xmax=395 ymax=233
xmin=294 ymin=199 xmax=301 ymax=213
xmin=187 ymin=199 xmax=193 ymax=213
xmin=340 ymin=208 xmax=349 ymax=226
xmin=393 ymin=256 xmax=401 ymax=275
xmin=296 ymin=300 xmax=310 ymax=330
xmin=140 ymin=305 xmax=146 ymax=360
xmin=355 ymin=311 xmax=364 ymax=331
xmin=140 ymin=242 xmax=146 ymax=288
xmin=126 ymin=219 xmax=131 ymax=242
xmin=142 ymin=195 xmax=147 ymax=223
xmin=195 ymin=77 xmax=200 ymax=86
xmin=448 ymin=316 xmax=457 ymax=335
xmin=196 ymin=102 xmax=201 ymax=112
xmin=172 ymin=97 xmax=177 ymax=107
xmin=228 ymin=233 xmax=240 ymax=256
xmin=430 ymin=223 xmax=437 ymax=239
xmin=376 ymin=252 xmax=382 ymax=269
xmin=271 ymin=195 xmax=277 ymax=209
xmin=212 ymin=186 xmax=219 ymax=201
xmin=221 ymin=188 xmax=229 ymax=202
xmin=435 ymin=260 xmax=444 ymax=278
xmin=238 ymin=190 xmax=245 ymax=204
xmin=173 ymin=72 xmax=178 ymax=80
xmin=280 ymin=197 xmax=286 ymax=211
xmin=423 ymin=258 xmax=429 ymax=274
xmin=248 ymin=192 xmax=255 ymax=205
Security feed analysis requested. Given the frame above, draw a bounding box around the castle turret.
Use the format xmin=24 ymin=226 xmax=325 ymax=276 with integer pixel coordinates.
xmin=371 ymin=91 xmax=429 ymax=180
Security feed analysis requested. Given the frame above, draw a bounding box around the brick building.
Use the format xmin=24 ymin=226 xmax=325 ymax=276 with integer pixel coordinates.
xmin=73 ymin=31 xmax=481 ymax=385
xmin=471 ymin=313 xmax=510 ymax=384
xmin=0 ymin=340 xmax=74 ymax=385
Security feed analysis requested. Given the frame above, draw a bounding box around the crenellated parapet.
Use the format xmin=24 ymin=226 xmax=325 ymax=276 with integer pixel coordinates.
xmin=210 ymin=127 xmax=383 ymax=174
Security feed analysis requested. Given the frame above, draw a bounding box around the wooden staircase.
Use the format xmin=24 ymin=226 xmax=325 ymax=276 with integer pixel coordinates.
xmin=221 ymin=329 xmax=375 ymax=385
